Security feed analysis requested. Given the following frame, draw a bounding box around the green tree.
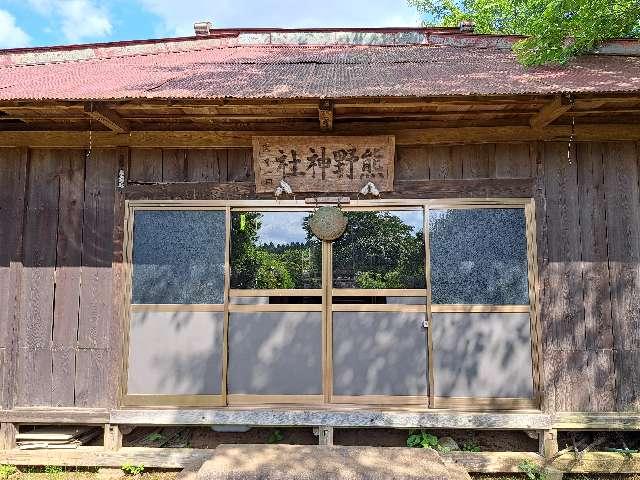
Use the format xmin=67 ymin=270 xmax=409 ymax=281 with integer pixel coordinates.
xmin=331 ymin=212 xmax=425 ymax=289
xmin=408 ymin=0 xmax=640 ymax=65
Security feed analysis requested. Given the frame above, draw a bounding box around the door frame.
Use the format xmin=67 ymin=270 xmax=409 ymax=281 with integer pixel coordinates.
xmin=120 ymin=198 xmax=542 ymax=411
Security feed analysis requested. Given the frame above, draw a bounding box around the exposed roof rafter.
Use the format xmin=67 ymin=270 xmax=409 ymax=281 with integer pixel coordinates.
xmin=530 ymin=95 xmax=573 ymax=129
xmin=84 ymin=103 xmax=130 ymax=133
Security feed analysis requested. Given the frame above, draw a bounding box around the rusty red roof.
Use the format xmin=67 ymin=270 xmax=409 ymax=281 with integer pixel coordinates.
xmin=0 ymin=28 xmax=639 ymax=101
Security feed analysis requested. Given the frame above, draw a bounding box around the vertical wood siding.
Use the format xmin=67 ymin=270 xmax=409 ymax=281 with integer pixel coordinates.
xmin=0 ymin=143 xmax=638 ymax=411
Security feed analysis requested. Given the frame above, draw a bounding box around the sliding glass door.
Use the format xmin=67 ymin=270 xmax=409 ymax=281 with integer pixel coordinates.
xmin=122 ymin=199 xmax=540 ymax=409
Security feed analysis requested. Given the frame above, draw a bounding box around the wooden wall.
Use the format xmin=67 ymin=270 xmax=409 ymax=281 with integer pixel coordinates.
xmin=0 ymin=142 xmax=638 ymax=411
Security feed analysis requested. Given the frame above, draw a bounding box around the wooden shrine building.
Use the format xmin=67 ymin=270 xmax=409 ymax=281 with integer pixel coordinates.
xmin=0 ymin=25 xmax=640 ymax=467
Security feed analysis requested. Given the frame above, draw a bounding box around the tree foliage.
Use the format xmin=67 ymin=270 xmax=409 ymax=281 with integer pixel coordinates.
xmin=408 ymin=0 xmax=640 ymax=65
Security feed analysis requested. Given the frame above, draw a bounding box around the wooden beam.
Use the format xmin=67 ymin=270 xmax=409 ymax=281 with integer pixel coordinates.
xmin=110 ymin=408 xmax=551 ymax=429
xmin=103 ymin=425 xmax=123 ymax=452
xmin=0 ymin=423 xmax=16 ymax=451
xmin=553 ymin=412 xmax=640 ymax=430
xmin=1 ymin=124 xmax=640 ymax=148
xmin=0 ymin=408 xmax=110 ymax=424
xmin=84 ymin=103 xmax=129 ymax=133
xmin=0 ymin=448 xmax=637 ymax=474
xmin=318 ymin=99 xmax=334 ymax=131
xmin=530 ymin=95 xmax=573 ymax=129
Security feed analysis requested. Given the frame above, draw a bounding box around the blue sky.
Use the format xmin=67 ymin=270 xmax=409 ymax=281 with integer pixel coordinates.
xmin=256 ymin=211 xmax=423 ymax=245
xmin=0 ymin=0 xmax=423 ymax=49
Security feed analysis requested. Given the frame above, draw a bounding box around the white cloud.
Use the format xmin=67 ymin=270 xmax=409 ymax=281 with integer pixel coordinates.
xmin=0 ymin=9 xmax=30 ymax=48
xmin=59 ymin=0 xmax=112 ymax=42
xmin=26 ymin=0 xmax=112 ymax=43
xmin=137 ymin=0 xmax=421 ymax=37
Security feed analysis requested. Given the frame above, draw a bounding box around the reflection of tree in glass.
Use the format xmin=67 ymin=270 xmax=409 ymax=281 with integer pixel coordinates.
xmin=231 ymin=213 xmax=321 ymax=289
xmin=331 ymin=212 xmax=425 ymax=289
xmin=429 ymin=209 xmax=529 ymax=304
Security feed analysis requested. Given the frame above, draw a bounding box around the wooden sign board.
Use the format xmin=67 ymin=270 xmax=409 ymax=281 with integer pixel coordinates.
xmin=253 ymin=135 xmax=395 ymax=193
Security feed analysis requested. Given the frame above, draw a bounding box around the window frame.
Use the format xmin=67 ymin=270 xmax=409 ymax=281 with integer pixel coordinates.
xmin=120 ymin=198 xmax=542 ymax=411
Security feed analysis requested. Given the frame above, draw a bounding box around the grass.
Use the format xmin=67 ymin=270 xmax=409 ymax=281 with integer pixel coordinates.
xmin=2 ymin=469 xmax=178 ymax=479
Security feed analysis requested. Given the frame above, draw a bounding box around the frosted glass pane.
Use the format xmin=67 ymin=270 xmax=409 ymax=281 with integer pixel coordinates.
xmin=227 ymin=312 xmax=323 ymax=395
xmin=333 ymin=210 xmax=425 ymax=289
xmin=231 ymin=212 xmax=321 ymax=289
xmin=127 ymin=311 xmax=223 ymax=395
xmin=332 ymin=312 xmax=428 ymax=396
xmin=429 ymin=208 xmax=529 ymax=304
xmin=432 ymin=312 xmax=533 ymax=398
xmin=132 ymin=210 xmax=226 ymax=304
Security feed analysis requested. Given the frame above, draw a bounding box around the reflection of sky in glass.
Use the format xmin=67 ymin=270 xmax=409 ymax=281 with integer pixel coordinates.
xmin=390 ymin=210 xmax=423 ymax=233
xmin=255 ymin=210 xmax=424 ymax=245
xmin=257 ymin=212 xmax=309 ymax=245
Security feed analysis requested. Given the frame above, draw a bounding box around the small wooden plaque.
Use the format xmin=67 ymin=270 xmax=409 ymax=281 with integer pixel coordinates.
xmin=253 ymin=135 xmax=395 ymax=193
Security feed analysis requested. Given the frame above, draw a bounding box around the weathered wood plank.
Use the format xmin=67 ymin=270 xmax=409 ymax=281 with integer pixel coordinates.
xmin=614 ymin=350 xmax=640 ymax=411
xmin=186 ymin=149 xmax=227 ymax=182
xmin=0 ymin=407 xmax=109 ymax=424
xmin=0 ymin=124 xmax=639 ymax=148
xmin=392 ymin=178 xmax=534 ymax=198
xmin=161 ymin=149 xmax=186 ymax=182
xmin=586 ymin=349 xmax=615 ymax=412
xmin=52 ymin=149 xmax=84 ymax=348
xmin=75 ymin=349 xmax=111 ymax=408
xmin=16 ymin=149 xmax=60 ymax=406
xmin=542 ymin=142 xmax=584 ymax=350
xmin=396 ymin=146 xmax=428 ymax=181
xmin=576 ymin=143 xmax=614 ymax=350
xmin=78 ymin=150 xmax=117 ymax=349
xmin=428 ymin=146 xmax=459 ymax=180
xmin=227 ymin=148 xmax=253 ymax=182
xmin=494 ymin=143 xmax=532 ymax=178
xmin=51 ymin=348 xmax=76 ymax=407
xmin=0 ymin=147 xmax=27 ymax=411
xmin=107 ymin=147 xmax=129 ymax=408
xmin=0 ymin=446 xmax=211 ymax=469
xmin=129 ymin=148 xmax=162 ymax=183
xmin=553 ymin=411 xmax=640 ymax=430
xmin=458 ymin=144 xmax=494 ymax=179
xmin=124 ymin=181 xmax=254 ymax=200
xmin=110 ymin=408 xmax=552 ymax=429
xmin=603 ymin=142 xmax=640 ymax=350
xmin=123 ymin=178 xmax=533 ymax=200
xmin=16 ymin=348 xmax=52 ymax=406
xmin=543 ymin=350 xmax=589 ymax=412
xmin=51 ymin=150 xmax=85 ymax=407
xmin=0 ymin=423 xmax=17 ymax=450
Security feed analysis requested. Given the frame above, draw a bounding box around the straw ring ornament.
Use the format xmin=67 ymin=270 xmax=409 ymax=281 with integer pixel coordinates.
xmin=309 ymin=206 xmax=347 ymax=241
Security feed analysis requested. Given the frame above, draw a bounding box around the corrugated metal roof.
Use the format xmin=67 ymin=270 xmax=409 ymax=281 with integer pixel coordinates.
xmin=0 ymin=29 xmax=638 ymax=100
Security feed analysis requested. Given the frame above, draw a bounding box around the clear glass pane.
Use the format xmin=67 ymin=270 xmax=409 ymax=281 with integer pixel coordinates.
xmin=429 ymin=208 xmax=529 ymax=304
xmin=132 ymin=210 xmax=226 ymax=304
xmin=230 ymin=212 xmax=321 ymax=289
xmin=332 ymin=210 xmax=425 ymax=289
